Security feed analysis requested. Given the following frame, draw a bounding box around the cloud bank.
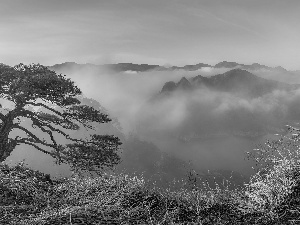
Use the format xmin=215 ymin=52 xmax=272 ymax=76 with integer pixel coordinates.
xmin=5 ymin=65 xmax=300 ymax=180
xmin=51 ymin=67 xmax=300 ymax=177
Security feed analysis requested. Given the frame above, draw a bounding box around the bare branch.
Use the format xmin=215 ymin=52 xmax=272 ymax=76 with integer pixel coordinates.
xmin=16 ymin=138 xmax=55 ymax=156
xmin=13 ymin=109 xmax=77 ymax=142
xmin=13 ymin=124 xmax=56 ymax=148
xmin=30 ymin=116 xmax=81 ymax=142
xmin=25 ymin=102 xmax=64 ymax=117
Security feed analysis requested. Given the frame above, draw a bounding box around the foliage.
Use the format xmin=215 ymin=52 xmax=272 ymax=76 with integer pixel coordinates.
xmin=240 ymin=125 xmax=300 ymax=222
xmin=2 ymin=125 xmax=300 ymax=225
xmin=1 ymin=63 xmax=300 ymax=224
xmin=0 ymin=63 xmax=121 ymax=173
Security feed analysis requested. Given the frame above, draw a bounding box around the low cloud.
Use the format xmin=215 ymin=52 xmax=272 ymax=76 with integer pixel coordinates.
xmin=137 ymin=88 xmax=300 ymax=137
xmin=59 ymin=67 xmax=300 ymax=176
xmin=8 ymin=65 xmax=300 ymax=179
xmin=61 ymin=66 xmax=229 ymax=133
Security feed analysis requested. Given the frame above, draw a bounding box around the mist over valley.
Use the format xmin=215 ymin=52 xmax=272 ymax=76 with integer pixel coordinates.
xmin=2 ymin=2 xmax=300 ymax=223
xmin=5 ymin=61 xmax=300 ymax=189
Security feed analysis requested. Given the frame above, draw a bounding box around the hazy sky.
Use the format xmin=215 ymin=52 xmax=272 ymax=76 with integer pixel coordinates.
xmin=0 ymin=0 xmax=299 ymax=69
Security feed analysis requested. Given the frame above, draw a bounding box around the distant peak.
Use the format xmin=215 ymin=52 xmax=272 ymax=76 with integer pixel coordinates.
xmin=275 ymin=66 xmax=287 ymax=71
xmin=226 ymin=68 xmax=247 ymax=73
xmin=177 ymin=77 xmax=192 ymax=90
xmin=48 ymin=61 xmax=291 ymax=74
xmin=214 ymin=61 xmax=240 ymax=68
xmin=62 ymin=62 xmax=77 ymax=65
xmin=192 ymin=74 xmax=205 ymax=81
xmin=224 ymin=68 xmax=256 ymax=77
xmin=251 ymin=63 xmax=261 ymax=66
xmin=178 ymin=77 xmax=189 ymax=82
xmin=52 ymin=62 xmax=77 ymax=66
xmin=161 ymin=81 xmax=177 ymax=92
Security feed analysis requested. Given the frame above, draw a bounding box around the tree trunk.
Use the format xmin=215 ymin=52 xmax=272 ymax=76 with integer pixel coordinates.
xmin=0 ymin=135 xmax=14 ymax=162
xmin=0 ymin=112 xmax=16 ymax=162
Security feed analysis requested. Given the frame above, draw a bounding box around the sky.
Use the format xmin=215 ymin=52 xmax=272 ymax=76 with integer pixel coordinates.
xmin=0 ymin=0 xmax=299 ymax=70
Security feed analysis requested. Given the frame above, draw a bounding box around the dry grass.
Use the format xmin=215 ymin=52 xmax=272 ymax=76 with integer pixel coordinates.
xmin=1 ymin=127 xmax=300 ymax=224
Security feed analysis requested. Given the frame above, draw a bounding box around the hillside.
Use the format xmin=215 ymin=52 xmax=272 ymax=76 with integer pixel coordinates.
xmin=160 ymin=69 xmax=299 ymax=98
xmin=1 ymin=126 xmax=300 ymax=224
xmin=136 ymin=69 xmax=300 ymax=142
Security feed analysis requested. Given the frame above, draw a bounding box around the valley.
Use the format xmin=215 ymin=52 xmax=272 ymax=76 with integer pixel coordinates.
xmin=4 ymin=62 xmax=300 ymax=190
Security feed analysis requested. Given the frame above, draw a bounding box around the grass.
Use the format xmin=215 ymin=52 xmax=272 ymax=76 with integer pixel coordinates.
xmin=1 ymin=127 xmax=300 ymax=224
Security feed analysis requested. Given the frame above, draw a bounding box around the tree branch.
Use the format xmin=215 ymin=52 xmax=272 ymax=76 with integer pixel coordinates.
xmin=25 ymin=102 xmax=64 ymax=117
xmin=12 ymin=124 xmax=56 ymax=148
xmin=13 ymin=108 xmax=78 ymax=142
xmin=30 ymin=115 xmax=81 ymax=142
xmin=25 ymin=101 xmax=80 ymax=127
xmin=15 ymin=138 xmax=56 ymax=157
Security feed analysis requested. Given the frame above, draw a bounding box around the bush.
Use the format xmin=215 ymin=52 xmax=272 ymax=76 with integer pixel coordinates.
xmin=2 ymin=126 xmax=300 ymax=224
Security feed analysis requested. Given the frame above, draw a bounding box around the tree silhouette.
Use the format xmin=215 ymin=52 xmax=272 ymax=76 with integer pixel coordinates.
xmin=0 ymin=63 xmax=121 ymax=173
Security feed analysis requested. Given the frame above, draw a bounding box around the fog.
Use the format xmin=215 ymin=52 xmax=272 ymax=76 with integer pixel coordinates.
xmin=4 ymin=65 xmax=300 ymax=187
xmin=59 ymin=66 xmax=229 ymax=133
xmin=59 ymin=66 xmax=300 ymax=137
xmin=51 ymin=66 xmax=300 ymax=181
xmin=138 ymin=88 xmax=300 ymax=137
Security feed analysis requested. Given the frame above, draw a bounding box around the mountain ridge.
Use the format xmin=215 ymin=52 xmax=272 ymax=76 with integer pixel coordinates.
xmin=48 ymin=61 xmax=295 ymax=73
xmin=160 ymin=68 xmax=299 ymax=97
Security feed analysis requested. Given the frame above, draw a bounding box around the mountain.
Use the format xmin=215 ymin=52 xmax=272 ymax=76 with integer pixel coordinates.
xmin=214 ymin=61 xmax=240 ymax=68
xmin=49 ymin=62 xmax=214 ymax=73
xmin=176 ymin=77 xmax=192 ymax=90
xmin=49 ymin=62 xmax=161 ymax=73
xmin=105 ymin=63 xmax=160 ymax=72
xmin=161 ymin=81 xmax=177 ymax=92
xmin=137 ymin=68 xmax=300 ymax=142
xmin=49 ymin=61 xmax=293 ymax=74
xmin=161 ymin=69 xmax=298 ymax=97
xmin=162 ymin=63 xmax=212 ymax=71
xmin=214 ymin=61 xmax=288 ymax=72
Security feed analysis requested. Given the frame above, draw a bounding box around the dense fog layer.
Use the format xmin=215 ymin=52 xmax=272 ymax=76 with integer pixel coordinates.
xmin=4 ymin=65 xmax=300 ymax=186
xmin=57 ymin=66 xmax=300 ymax=135
xmin=58 ymin=66 xmax=228 ymax=133
xmin=138 ymin=88 xmax=300 ymax=138
xmin=53 ymin=67 xmax=300 ymax=179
